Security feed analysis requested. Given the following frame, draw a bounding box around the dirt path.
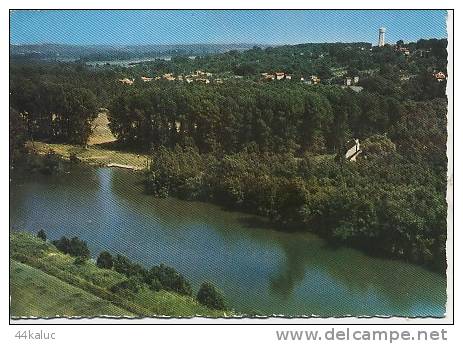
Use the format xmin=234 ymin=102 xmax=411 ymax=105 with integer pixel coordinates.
xmin=87 ymin=112 xmax=117 ymax=146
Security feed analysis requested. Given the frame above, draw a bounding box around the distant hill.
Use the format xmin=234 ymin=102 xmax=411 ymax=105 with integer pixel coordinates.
xmin=10 ymin=43 xmax=269 ymax=61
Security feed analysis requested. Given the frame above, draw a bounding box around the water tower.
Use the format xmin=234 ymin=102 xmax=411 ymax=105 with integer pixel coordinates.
xmin=378 ymin=27 xmax=386 ymax=47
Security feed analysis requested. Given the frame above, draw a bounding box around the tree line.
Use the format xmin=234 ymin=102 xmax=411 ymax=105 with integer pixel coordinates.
xmin=108 ymin=82 xmax=405 ymax=155
xmin=10 ymin=38 xmax=448 ymax=274
xmin=38 ymin=230 xmax=226 ymax=310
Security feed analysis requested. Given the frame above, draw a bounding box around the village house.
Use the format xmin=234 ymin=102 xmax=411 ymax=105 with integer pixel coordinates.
xmin=118 ymin=78 xmax=134 ymax=85
xmin=141 ymin=76 xmax=153 ymax=82
xmin=195 ymin=78 xmax=210 ymax=84
xmin=275 ymin=72 xmax=285 ymax=80
xmin=344 ymin=76 xmax=360 ymax=86
xmin=395 ymin=46 xmax=410 ymax=56
xmin=304 ymin=75 xmax=320 ymax=85
xmin=261 ymin=72 xmax=275 ymax=81
xmin=433 ymin=71 xmax=446 ymax=82
xmin=345 ymin=139 xmax=361 ymax=161
xmin=194 ymin=70 xmax=212 ymax=77
xmin=262 ymin=72 xmax=293 ymax=81
xmin=163 ymin=73 xmax=176 ymax=81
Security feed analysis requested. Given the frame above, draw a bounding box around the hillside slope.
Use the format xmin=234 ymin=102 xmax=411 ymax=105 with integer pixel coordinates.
xmin=10 ymin=260 xmax=133 ymax=318
xmin=10 ymin=232 xmax=228 ymax=318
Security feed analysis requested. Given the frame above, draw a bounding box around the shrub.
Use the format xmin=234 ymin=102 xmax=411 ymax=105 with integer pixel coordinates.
xmin=362 ymin=134 xmax=396 ymax=158
xmin=149 ymin=263 xmax=192 ymax=296
xmin=74 ymin=256 xmax=87 ymax=265
xmin=96 ymin=251 xmax=113 ymax=269
xmin=41 ymin=150 xmax=60 ymax=174
xmin=69 ymin=237 xmax=90 ymax=259
xmin=52 ymin=235 xmax=90 ymax=259
xmin=113 ymin=254 xmax=132 ymax=276
xmin=196 ymin=282 xmax=226 ymax=310
xmin=113 ymin=254 xmax=147 ymax=279
xmin=69 ymin=152 xmax=80 ymax=163
xmin=149 ymin=277 xmax=162 ymax=292
xmin=110 ymin=277 xmax=141 ymax=294
xmin=37 ymin=229 xmax=47 ymax=241
xmin=52 ymin=236 xmax=71 ymax=254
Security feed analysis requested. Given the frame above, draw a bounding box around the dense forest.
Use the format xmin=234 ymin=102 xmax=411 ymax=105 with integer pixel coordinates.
xmin=10 ymin=38 xmax=448 ymax=273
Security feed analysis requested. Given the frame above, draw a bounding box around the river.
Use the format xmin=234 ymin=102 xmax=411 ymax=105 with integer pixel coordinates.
xmin=10 ymin=165 xmax=447 ymax=317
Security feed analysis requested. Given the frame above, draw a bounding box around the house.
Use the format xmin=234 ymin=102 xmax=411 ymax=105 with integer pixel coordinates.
xmin=434 ymin=71 xmax=446 ymax=82
xmin=401 ymin=48 xmax=410 ymax=56
xmin=285 ymin=75 xmax=292 ymax=80
xmin=395 ymin=46 xmax=410 ymax=56
xmin=304 ymin=75 xmax=321 ymax=85
xmin=162 ymin=73 xmax=176 ymax=81
xmin=345 ymin=139 xmax=361 ymax=161
xmin=118 ymin=78 xmax=134 ymax=85
xmin=194 ymin=70 xmax=212 ymax=77
xmin=141 ymin=76 xmax=153 ymax=82
xmin=261 ymin=73 xmax=275 ymax=81
xmin=275 ymin=72 xmax=285 ymax=80
xmin=345 ymin=76 xmax=359 ymax=86
xmin=195 ymin=78 xmax=210 ymax=84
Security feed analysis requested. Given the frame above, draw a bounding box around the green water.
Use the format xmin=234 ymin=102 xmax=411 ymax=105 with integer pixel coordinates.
xmin=10 ymin=165 xmax=447 ymax=317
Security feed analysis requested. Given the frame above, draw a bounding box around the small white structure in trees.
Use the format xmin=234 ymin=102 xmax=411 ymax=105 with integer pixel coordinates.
xmin=345 ymin=139 xmax=361 ymax=161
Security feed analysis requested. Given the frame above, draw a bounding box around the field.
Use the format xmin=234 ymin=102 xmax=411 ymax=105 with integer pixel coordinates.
xmin=27 ymin=141 xmax=149 ymax=170
xmin=10 ymin=260 xmax=132 ymax=318
xmin=10 ymin=232 xmax=229 ymax=318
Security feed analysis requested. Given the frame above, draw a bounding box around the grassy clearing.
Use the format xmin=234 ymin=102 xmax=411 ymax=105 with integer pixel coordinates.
xmin=88 ymin=112 xmax=117 ymax=146
xmin=10 ymin=260 xmax=133 ymax=318
xmin=10 ymin=232 xmax=229 ymax=318
xmin=27 ymin=141 xmax=149 ymax=170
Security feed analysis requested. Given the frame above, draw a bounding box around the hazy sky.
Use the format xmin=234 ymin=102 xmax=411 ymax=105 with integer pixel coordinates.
xmin=10 ymin=10 xmax=447 ymax=45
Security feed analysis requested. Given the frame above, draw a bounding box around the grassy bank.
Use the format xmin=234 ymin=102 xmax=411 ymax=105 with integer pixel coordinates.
xmin=10 ymin=232 xmax=229 ymax=318
xmin=26 ymin=141 xmax=149 ymax=171
xmin=10 ymin=260 xmax=133 ymax=318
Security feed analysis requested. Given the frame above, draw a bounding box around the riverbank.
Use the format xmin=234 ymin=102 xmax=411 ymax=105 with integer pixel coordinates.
xmin=10 ymin=165 xmax=447 ymax=316
xmin=26 ymin=141 xmax=149 ymax=171
xmin=23 ymin=140 xmax=447 ymax=275
xmin=10 ymin=232 xmax=229 ymax=318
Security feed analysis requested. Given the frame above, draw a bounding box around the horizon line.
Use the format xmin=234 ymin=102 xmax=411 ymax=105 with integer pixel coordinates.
xmin=10 ymin=37 xmax=446 ymax=48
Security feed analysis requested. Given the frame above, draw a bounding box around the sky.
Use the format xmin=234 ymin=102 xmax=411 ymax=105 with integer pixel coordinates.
xmin=10 ymin=10 xmax=447 ymax=46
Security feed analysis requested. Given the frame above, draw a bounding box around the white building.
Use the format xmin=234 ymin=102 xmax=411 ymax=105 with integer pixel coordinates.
xmin=345 ymin=139 xmax=361 ymax=161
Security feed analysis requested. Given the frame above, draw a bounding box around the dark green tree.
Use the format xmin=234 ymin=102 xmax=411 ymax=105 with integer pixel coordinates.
xmin=96 ymin=251 xmax=114 ymax=269
xmin=37 ymin=229 xmax=47 ymax=241
xmin=196 ymin=282 xmax=226 ymax=310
